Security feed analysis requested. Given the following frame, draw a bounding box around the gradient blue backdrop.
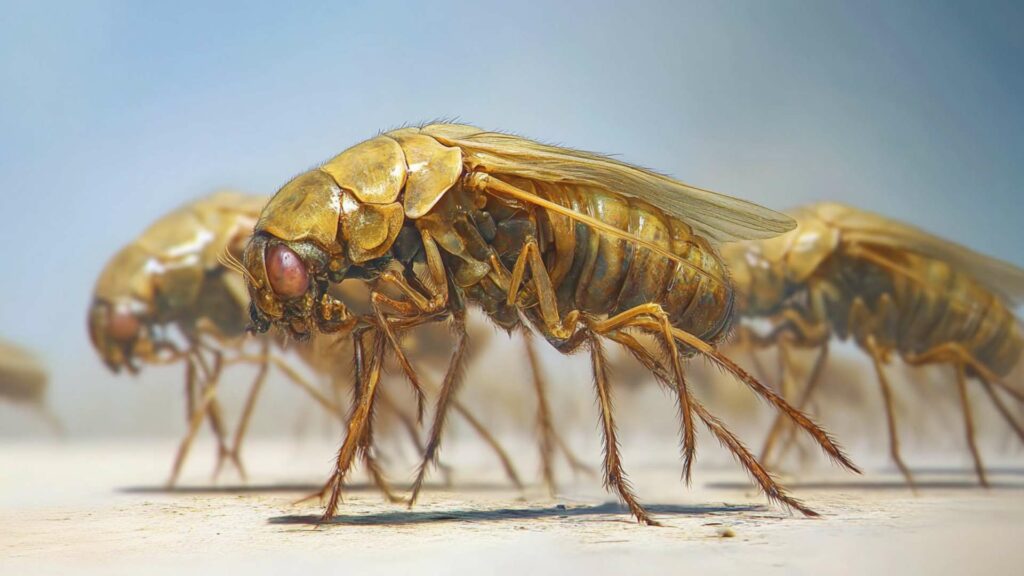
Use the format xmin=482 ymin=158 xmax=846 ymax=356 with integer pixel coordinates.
xmin=1 ymin=0 xmax=1021 ymax=433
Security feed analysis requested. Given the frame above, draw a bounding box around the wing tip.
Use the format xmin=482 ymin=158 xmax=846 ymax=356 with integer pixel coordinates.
xmin=728 ymin=211 xmax=798 ymax=242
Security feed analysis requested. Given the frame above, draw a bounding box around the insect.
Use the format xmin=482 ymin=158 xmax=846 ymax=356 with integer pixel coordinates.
xmin=88 ymin=191 xmax=348 ymax=487
xmin=722 ymin=202 xmax=1024 ymax=486
xmin=88 ymin=191 xmax=572 ymax=495
xmin=243 ymin=123 xmax=857 ymax=524
xmin=0 ymin=339 xmax=63 ymax=434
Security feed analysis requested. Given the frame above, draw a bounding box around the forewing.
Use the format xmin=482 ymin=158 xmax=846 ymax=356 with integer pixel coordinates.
xmin=419 ymin=124 xmax=795 ymax=244
xmin=811 ymin=202 xmax=1024 ymax=305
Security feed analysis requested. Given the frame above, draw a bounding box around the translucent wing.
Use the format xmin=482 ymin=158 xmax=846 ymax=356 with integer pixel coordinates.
xmin=418 ymin=124 xmax=795 ymax=244
xmin=808 ymin=202 xmax=1024 ymax=305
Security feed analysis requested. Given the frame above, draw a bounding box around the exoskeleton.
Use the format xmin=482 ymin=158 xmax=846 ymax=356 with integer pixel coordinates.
xmin=88 ymin=191 xmax=572 ymax=495
xmin=88 ymin=191 xmax=328 ymax=485
xmin=243 ymin=123 xmax=857 ymax=524
xmin=724 ymin=202 xmax=1024 ymax=485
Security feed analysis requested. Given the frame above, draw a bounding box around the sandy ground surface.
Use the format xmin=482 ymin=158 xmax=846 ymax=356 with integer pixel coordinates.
xmin=2 ymin=438 xmax=1023 ymax=575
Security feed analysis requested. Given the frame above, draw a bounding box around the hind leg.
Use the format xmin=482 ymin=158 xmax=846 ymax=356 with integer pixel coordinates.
xmin=508 ymin=238 xmax=853 ymax=521
xmin=586 ymin=330 xmax=658 ymax=525
xmin=608 ymin=329 xmax=819 ymax=515
xmin=503 ymin=242 xmax=662 ymax=523
xmin=522 ymin=331 xmax=590 ymax=494
xmin=865 ymin=336 xmax=915 ymax=488
xmin=524 ymin=331 xmax=557 ymax=495
xmin=903 ymin=344 xmax=1008 ymax=487
xmin=954 ymin=364 xmax=988 ymax=487
xmin=978 ymin=377 xmax=1024 ymax=446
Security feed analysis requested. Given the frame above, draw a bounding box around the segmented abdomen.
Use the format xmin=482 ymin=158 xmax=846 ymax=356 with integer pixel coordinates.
xmin=892 ymin=254 xmax=1022 ymax=377
xmin=509 ymin=177 xmax=734 ymax=346
xmin=823 ymin=251 xmax=1022 ymax=378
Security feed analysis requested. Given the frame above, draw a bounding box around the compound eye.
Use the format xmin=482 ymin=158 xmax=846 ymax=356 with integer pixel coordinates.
xmin=108 ymin=307 xmax=141 ymax=343
xmin=266 ymin=244 xmax=309 ymax=298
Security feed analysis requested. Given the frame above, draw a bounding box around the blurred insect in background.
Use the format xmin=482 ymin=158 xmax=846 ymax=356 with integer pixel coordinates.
xmin=243 ymin=123 xmax=858 ymax=525
xmin=88 ymin=191 xmax=581 ymax=496
xmin=724 ymin=202 xmax=1024 ymax=486
xmin=0 ymin=339 xmax=63 ymax=434
xmin=87 ymin=191 xmax=337 ymax=486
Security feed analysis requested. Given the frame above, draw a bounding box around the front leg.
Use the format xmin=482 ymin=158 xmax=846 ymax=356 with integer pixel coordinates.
xmin=321 ymin=327 xmax=387 ymax=521
xmin=369 ymin=228 xmax=454 ymax=420
xmin=765 ymin=308 xmax=830 ymax=346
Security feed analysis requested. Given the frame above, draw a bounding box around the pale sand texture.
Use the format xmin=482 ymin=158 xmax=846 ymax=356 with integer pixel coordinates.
xmin=2 ymin=439 xmax=1022 ymax=575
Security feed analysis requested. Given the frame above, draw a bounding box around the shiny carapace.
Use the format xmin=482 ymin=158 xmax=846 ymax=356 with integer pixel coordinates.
xmin=244 ymin=124 xmax=858 ymax=525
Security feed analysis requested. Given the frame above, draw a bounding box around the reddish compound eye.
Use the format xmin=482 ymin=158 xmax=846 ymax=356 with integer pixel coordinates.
xmin=108 ymin=308 xmax=141 ymax=342
xmin=266 ymin=244 xmax=309 ymax=298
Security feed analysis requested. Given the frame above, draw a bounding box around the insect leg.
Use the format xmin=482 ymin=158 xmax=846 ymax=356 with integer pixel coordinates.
xmin=760 ymin=321 xmax=831 ymax=465
xmin=506 ymin=237 xmax=701 ymax=509
xmin=601 ymin=303 xmax=836 ymax=483
xmin=775 ymin=340 xmax=831 ymax=465
xmin=370 ymin=295 xmax=427 ymax=422
xmin=904 ymin=343 xmax=1024 ymax=403
xmin=586 ymin=304 xmax=696 ymax=483
xmin=498 ymin=237 xmax=570 ymax=337
xmin=184 ymin=364 xmax=197 ymax=425
xmin=507 ymin=237 xmax=650 ymax=482
xmin=225 ymin=340 xmax=271 ymax=473
xmin=191 ymin=347 xmax=245 ymax=481
xmin=376 ymin=387 xmax=430 ymax=464
xmin=450 ymin=398 xmax=524 ymax=490
xmin=259 ymin=354 xmax=342 ymax=417
xmin=25 ymin=403 xmax=64 ymax=436
xmin=587 ymin=330 xmax=658 ymax=525
xmin=357 ymin=385 xmax=405 ymax=505
xmin=954 ymin=363 xmax=989 ymax=487
xmin=980 ymin=377 xmax=1024 ymax=450
xmin=523 ymin=331 xmax=592 ymax=482
xmin=865 ymin=336 xmax=915 ymax=489
xmin=604 ymin=330 xmax=818 ymax=516
xmin=643 ymin=321 xmax=858 ymax=473
xmin=903 ymin=342 xmax=1006 ymax=486
xmin=760 ymin=335 xmax=798 ymax=465
xmin=553 ymin=430 xmax=591 ymax=477
xmin=409 ymin=315 xmax=469 ymax=507
xmin=733 ymin=326 xmax=774 ymax=399
xmin=524 ymin=330 xmax=557 ymax=494
xmin=322 ymin=330 xmax=386 ymax=522
xmin=166 ymin=355 xmax=218 ymax=488
xmin=360 ymin=451 xmax=405 ymax=504
xmin=765 ymin=308 xmax=832 ymax=344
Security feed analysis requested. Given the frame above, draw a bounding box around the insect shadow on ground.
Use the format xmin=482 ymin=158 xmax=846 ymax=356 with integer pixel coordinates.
xmin=119 ymin=481 xmax=512 ymax=495
xmin=709 ymin=471 xmax=1024 ymax=492
xmin=268 ymin=502 xmax=764 ymax=526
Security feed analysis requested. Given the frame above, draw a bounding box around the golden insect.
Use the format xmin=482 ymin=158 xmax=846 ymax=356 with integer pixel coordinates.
xmin=723 ymin=202 xmax=1024 ymax=486
xmin=88 ymin=190 xmax=581 ymax=495
xmin=87 ymin=191 xmax=355 ymax=486
xmin=0 ymin=338 xmax=62 ymax=434
xmin=242 ymin=123 xmax=858 ymax=525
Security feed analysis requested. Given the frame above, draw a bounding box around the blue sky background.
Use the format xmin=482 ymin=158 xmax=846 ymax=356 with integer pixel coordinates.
xmin=1 ymin=0 xmax=1022 ymax=434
